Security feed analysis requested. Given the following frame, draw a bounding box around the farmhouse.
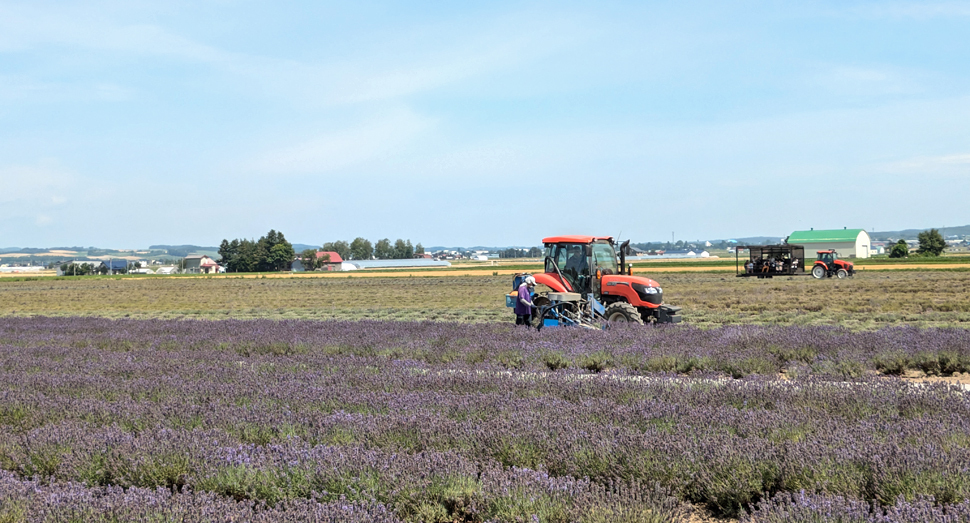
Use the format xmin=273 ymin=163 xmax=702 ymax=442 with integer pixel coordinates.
xmin=291 ymin=251 xmax=344 ymax=272
xmin=316 ymin=251 xmax=343 ymax=270
xmin=787 ymin=228 xmax=872 ymax=258
xmin=183 ymin=255 xmax=220 ymax=274
xmin=99 ymin=259 xmax=129 ymax=275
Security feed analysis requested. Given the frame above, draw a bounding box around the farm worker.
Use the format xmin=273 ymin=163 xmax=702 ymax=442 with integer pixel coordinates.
xmin=515 ymin=276 xmax=536 ymax=327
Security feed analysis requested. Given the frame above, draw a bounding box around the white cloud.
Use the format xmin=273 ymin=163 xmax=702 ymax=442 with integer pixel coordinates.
xmin=848 ymin=2 xmax=970 ymax=19
xmin=0 ymin=161 xmax=75 ymax=206
xmin=0 ymin=3 xmax=228 ymax=62
xmin=803 ymin=64 xmax=930 ymax=97
xmin=249 ymin=109 xmax=436 ymax=175
xmin=881 ymin=153 xmax=970 ymax=176
xmin=0 ymin=75 xmax=134 ymax=102
xmin=0 ymin=3 xmax=583 ymax=108
xmin=324 ymin=18 xmax=582 ymax=105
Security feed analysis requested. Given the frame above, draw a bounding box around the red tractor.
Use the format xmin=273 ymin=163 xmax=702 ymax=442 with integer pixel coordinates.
xmin=523 ymin=236 xmax=681 ymax=326
xmin=811 ymin=250 xmax=855 ymax=279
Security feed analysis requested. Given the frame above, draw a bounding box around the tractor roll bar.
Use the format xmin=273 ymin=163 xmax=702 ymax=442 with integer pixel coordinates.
xmin=544 ymin=256 xmax=568 ymax=290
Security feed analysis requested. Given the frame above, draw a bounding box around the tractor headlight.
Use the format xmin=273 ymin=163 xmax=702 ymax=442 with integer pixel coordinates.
xmin=633 ymin=283 xmax=661 ymax=295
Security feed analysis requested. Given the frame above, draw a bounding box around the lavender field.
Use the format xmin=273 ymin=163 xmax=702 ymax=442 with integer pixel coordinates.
xmin=1 ymin=317 xmax=970 ymax=521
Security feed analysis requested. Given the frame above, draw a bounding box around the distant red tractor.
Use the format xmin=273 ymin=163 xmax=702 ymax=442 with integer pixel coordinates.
xmin=811 ymin=250 xmax=855 ymax=279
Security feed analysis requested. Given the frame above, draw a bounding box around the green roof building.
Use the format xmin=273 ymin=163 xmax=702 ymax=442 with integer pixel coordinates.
xmin=787 ymin=228 xmax=872 ymax=258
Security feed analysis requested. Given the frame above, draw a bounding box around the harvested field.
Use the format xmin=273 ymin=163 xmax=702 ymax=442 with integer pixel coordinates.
xmin=3 ymin=271 xmax=970 ymax=327
xmin=2 ymin=317 xmax=970 ymax=522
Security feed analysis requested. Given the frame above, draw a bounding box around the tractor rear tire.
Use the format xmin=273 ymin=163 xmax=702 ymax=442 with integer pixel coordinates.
xmin=604 ymin=302 xmax=644 ymax=324
xmin=836 ymin=268 xmax=848 ymax=279
xmin=811 ymin=265 xmax=826 ymax=279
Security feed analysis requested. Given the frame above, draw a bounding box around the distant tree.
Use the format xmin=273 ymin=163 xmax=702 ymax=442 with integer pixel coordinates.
xmin=300 ymin=249 xmax=321 ymax=271
xmin=255 ymin=230 xmax=294 ymax=271
xmin=415 ymin=243 xmax=425 ymax=255
xmin=374 ymin=239 xmax=393 ymax=259
xmin=350 ymin=237 xmax=373 ymax=260
xmin=392 ymin=239 xmax=412 ymax=259
xmin=218 ymin=239 xmax=234 ymax=266
xmin=268 ymin=243 xmax=295 ymax=271
xmin=528 ymin=247 xmax=542 ymax=257
xmin=234 ymin=240 xmax=258 ymax=272
xmin=322 ymin=241 xmax=351 ymax=261
xmin=889 ymin=240 xmax=909 ymax=259
xmin=917 ymin=229 xmax=946 ymax=256
xmin=60 ymin=262 xmax=94 ymax=276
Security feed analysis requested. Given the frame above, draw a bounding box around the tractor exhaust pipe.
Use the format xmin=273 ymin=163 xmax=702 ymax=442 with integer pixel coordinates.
xmin=619 ymin=240 xmax=631 ymax=275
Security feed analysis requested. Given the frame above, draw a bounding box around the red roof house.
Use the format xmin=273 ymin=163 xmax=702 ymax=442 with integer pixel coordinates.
xmin=315 ymin=251 xmax=343 ymax=263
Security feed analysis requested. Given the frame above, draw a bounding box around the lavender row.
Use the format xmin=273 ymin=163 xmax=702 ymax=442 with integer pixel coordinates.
xmin=4 ymin=316 xmax=970 ymax=377
xmin=743 ymin=491 xmax=970 ymax=523
xmin=0 ymin=435 xmax=680 ymax=522
xmin=0 ymin=470 xmax=401 ymax=523
xmin=2 ymin=317 xmax=970 ymax=519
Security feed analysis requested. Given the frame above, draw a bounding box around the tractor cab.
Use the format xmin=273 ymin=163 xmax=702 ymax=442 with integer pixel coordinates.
xmin=529 ymin=236 xmax=681 ymax=324
xmin=542 ymin=239 xmax=617 ymax=295
xmin=817 ymin=251 xmax=837 ymax=264
xmin=811 ymin=250 xmax=855 ymax=279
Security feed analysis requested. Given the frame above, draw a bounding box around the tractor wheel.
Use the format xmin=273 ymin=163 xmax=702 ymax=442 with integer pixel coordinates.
xmin=604 ymin=302 xmax=644 ymax=324
xmin=836 ymin=268 xmax=848 ymax=279
xmin=811 ymin=265 xmax=826 ymax=279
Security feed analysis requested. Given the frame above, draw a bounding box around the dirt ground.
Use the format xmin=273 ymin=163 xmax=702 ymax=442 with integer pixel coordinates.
xmin=0 ymin=270 xmax=56 ymax=278
xmin=902 ymin=370 xmax=970 ymax=386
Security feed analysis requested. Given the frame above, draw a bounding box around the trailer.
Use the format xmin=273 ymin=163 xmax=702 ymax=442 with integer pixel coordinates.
xmin=735 ymin=245 xmax=806 ymax=278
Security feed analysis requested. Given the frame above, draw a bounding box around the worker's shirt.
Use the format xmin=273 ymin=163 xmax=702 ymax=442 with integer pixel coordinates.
xmin=514 ymin=284 xmax=532 ymax=315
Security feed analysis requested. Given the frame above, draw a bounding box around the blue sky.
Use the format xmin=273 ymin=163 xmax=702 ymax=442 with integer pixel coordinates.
xmin=2 ymin=1 xmax=969 ymax=248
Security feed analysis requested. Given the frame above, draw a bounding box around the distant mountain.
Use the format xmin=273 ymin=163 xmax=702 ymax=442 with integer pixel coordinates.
xmin=148 ymin=245 xmax=219 ymax=252
xmin=733 ymin=236 xmax=785 ymax=245
xmin=870 ymin=225 xmax=970 ymax=241
xmin=291 ymin=244 xmax=319 ymax=252
xmin=0 ymin=247 xmax=21 ymax=254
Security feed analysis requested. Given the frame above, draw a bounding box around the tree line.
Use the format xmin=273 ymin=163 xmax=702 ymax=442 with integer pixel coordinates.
xmin=316 ymin=238 xmax=424 ymax=261
xmin=217 ymin=232 xmax=428 ymax=273
xmin=218 ymin=230 xmax=296 ymax=273
xmin=57 ymin=261 xmax=147 ymax=276
xmin=498 ymin=247 xmax=542 ymax=258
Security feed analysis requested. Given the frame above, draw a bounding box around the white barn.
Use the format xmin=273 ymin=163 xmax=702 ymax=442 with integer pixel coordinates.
xmin=787 ymin=228 xmax=872 ymax=259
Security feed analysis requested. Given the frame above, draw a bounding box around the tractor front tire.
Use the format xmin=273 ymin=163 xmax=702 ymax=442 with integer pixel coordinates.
xmin=604 ymin=302 xmax=644 ymax=324
xmin=836 ymin=268 xmax=848 ymax=279
xmin=811 ymin=265 xmax=826 ymax=279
